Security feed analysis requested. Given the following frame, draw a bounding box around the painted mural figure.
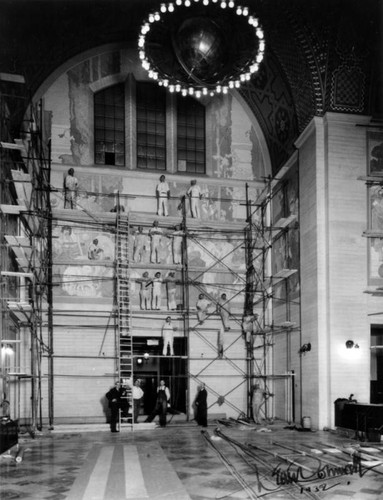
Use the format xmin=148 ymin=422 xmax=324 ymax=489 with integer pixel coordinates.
xmin=57 ymin=225 xmax=82 ymax=259
xmin=172 ymin=225 xmax=183 ymax=264
xmin=88 ymin=239 xmax=104 ymax=260
xmin=63 ymin=168 xmax=79 ymax=209
xmin=165 ymin=271 xmax=177 ymax=310
xmin=187 ymin=179 xmax=202 ymax=218
xmin=149 ymin=220 xmax=163 ymax=263
xmin=162 ymin=316 xmax=176 ymax=356
xmin=196 ymin=293 xmax=211 ymax=324
xmin=156 ymin=175 xmax=170 ymax=216
xmin=133 ymin=226 xmax=147 ymax=262
xmin=138 ymin=271 xmax=151 ymax=310
xmin=133 ymin=226 xmax=147 ymax=263
xmin=217 ymin=293 xmax=231 ymax=331
xmin=147 ymin=271 xmax=162 ymax=310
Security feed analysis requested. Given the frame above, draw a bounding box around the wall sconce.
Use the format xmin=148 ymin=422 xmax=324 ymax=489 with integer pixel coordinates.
xmin=1 ymin=344 xmax=14 ymax=356
xmin=298 ymin=343 xmax=311 ymax=355
xmin=345 ymin=340 xmax=359 ymax=349
xmin=136 ymin=353 xmax=150 ymax=366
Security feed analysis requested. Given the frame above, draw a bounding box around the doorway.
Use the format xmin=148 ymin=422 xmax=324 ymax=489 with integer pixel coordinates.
xmin=371 ymin=326 xmax=383 ymax=403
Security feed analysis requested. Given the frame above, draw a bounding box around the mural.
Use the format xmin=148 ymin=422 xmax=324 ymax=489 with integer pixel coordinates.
xmin=368 ymin=132 xmax=383 ymax=176
xmin=52 ymin=222 xmax=115 ymax=297
xmin=51 ymin=168 xmax=261 ymax=223
xmin=368 ymin=133 xmax=383 ymax=283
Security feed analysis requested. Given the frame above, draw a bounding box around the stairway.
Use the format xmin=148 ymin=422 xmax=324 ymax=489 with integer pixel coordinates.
xmin=116 ymin=212 xmax=133 ymax=428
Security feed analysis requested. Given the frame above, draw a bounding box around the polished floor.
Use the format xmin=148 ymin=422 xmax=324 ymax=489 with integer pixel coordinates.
xmin=1 ymin=419 xmax=383 ymax=500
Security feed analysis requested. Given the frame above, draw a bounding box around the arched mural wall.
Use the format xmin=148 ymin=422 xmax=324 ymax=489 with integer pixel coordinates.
xmin=34 ymin=43 xmax=276 ymax=423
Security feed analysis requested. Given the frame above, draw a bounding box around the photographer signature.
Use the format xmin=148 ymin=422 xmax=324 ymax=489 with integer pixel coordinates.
xmin=271 ymin=455 xmax=381 ymax=487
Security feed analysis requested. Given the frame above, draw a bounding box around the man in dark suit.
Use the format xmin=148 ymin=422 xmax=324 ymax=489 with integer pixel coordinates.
xmin=105 ymin=381 xmax=124 ymax=432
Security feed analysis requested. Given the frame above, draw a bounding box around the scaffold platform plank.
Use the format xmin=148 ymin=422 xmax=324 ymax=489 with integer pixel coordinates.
xmin=0 ymin=204 xmax=28 ymax=214
xmin=1 ymin=271 xmax=34 ymax=279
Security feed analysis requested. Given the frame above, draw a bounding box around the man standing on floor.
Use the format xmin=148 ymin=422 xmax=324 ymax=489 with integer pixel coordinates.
xmin=105 ymin=381 xmax=124 ymax=432
xmin=145 ymin=380 xmax=171 ymax=427
xmin=132 ymin=379 xmax=144 ymax=423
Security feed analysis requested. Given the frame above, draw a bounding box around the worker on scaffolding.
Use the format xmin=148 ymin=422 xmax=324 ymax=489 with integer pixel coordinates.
xmin=162 ymin=316 xmax=177 ymax=356
xmin=217 ymin=293 xmax=231 ymax=331
xmin=196 ymin=293 xmax=212 ymax=324
xmin=186 ymin=179 xmax=202 ymax=218
xmin=63 ymin=168 xmax=78 ymax=209
xmin=149 ymin=220 xmax=163 ymax=263
xmin=156 ymin=174 xmax=170 ymax=216
xmin=146 ymin=271 xmax=162 ymax=310
xmin=252 ymin=383 xmax=265 ymax=425
xmin=165 ymin=271 xmax=177 ymax=310
xmin=242 ymin=313 xmax=259 ymax=344
xmin=138 ymin=271 xmax=151 ymax=310
xmin=171 ymin=224 xmax=184 ymax=264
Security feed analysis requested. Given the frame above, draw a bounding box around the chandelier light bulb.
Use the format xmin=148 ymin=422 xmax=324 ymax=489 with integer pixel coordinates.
xmin=185 ymin=0 xmax=191 ymax=6
xmin=148 ymin=13 xmax=155 ymax=22
xmin=203 ymin=0 xmax=209 ymax=4
xmin=161 ymin=4 xmax=167 ymax=12
xmin=154 ymin=12 xmax=160 ymax=21
xmin=220 ymin=1 xmax=227 ymax=8
xmin=168 ymin=3 xmax=175 ymax=12
xmin=236 ymin=7 xmax=242 ymax=15
xmin=195 ymin=90 xmax=202 ymax=98
xmin=228 ymin=0 xmax=235 ymax=8
xmin=242 ymin=7 xmax=249 ymax=16
xmin=222 ymin=86 xmax=228 ymax=94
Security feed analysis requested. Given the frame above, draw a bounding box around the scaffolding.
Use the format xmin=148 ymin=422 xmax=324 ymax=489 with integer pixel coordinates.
xmin=0 ymin=83 xmax=52 ymax=433
xmin=1 ymin=82 xmax=301 ymax=427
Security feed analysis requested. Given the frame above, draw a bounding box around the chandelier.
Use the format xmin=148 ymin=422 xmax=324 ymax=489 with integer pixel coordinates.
xmin=138 ymin=0 xmax=265 ymax=98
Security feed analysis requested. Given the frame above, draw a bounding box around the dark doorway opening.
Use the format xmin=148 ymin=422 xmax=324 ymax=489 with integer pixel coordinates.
xmin=371 ymin=326 xmax=383 ymax=403
xmin=133 ymin=337 xmax=188 ymax=416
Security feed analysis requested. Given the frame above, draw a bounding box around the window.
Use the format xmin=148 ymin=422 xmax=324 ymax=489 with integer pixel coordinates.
xmin=94 ymin=84 xmax=125 ymax=166
xmin=177 ymin=96 xmax=205 ymax=174
xmin=136 ymin=82 xmax=166 ymax=171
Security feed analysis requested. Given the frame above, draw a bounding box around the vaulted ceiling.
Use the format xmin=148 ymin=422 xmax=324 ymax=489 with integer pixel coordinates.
xmin=0 ymin=0 xmax=381 ymax=172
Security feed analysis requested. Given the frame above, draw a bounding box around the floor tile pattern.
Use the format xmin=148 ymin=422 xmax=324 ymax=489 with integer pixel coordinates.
xmin=1 ymin=421 xmax=383 ymax=500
